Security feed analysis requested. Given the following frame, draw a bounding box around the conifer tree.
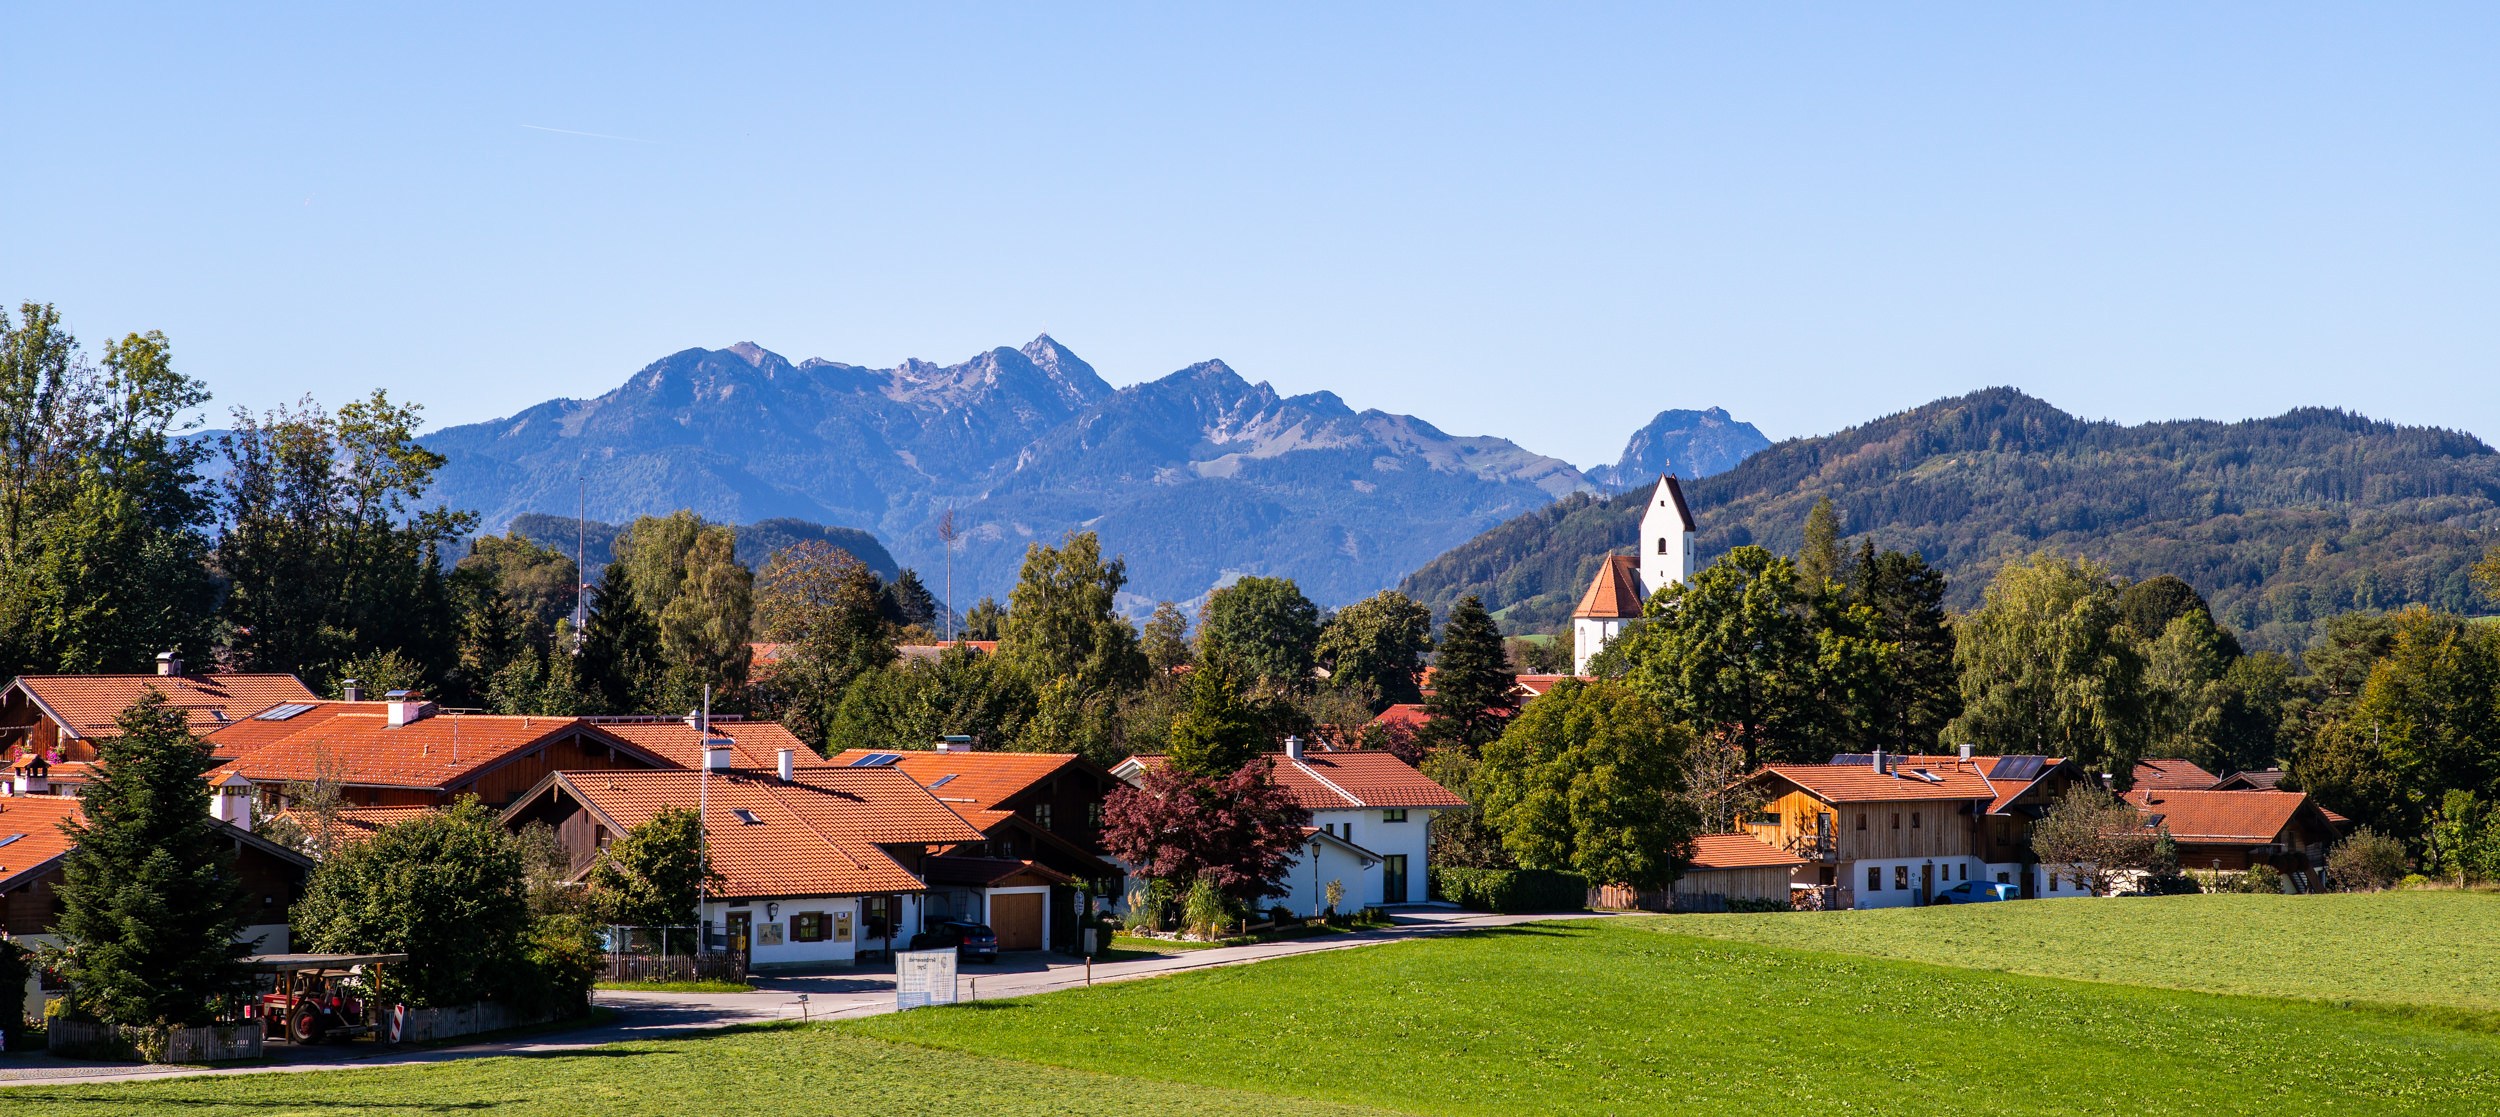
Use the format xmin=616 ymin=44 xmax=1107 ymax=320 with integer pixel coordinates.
xmin=1168 ymin=664 xmax=1267 ymax=778
xmin=578 ymin=562 xmax=664 ymax=714
xmin=1423 ymin=595 xmax=1513 ymax=752
xmin=1797 ymin=496 xmax=1842 ymax=589
xmin=51 ymin=691 xmax=249 ymax=1027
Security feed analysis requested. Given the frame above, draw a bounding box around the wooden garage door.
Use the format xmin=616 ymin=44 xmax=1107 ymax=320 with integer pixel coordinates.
xmin=991 ymin=892 xmax=1044 ymax=951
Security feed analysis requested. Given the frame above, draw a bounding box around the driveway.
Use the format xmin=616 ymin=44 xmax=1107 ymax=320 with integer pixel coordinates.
xmin=0 ymin=907 xmax=1609 ymax=1088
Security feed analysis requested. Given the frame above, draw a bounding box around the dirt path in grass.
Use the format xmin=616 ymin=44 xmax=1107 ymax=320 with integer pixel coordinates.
xmin=0 ymin=907 xmax=1610 ymax=1088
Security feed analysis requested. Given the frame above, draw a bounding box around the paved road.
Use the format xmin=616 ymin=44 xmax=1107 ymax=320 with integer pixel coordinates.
xmin=0 ymin=907 xmax=1607 ymax=1088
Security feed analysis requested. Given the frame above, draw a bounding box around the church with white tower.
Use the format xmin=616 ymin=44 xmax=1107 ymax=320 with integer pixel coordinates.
xmin=1570 ymin=476 xmax=1697 ymax=675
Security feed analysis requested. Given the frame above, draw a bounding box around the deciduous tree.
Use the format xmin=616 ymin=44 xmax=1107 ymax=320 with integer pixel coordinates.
xmin=1100 ymin=763 xmax=1311 ymax=907
xmin=586 ymin=808 xmax=720 ymax=927
xmin=1198 ymin=576 xmax=1320 ymax=693
xmin=1948 ymin=553 xmax=2151 ymax=778
xmin=1316 ymin=590 xmax=1434 ymax=706
xmin=1472 ymin=679 xmax=1697 ymax=889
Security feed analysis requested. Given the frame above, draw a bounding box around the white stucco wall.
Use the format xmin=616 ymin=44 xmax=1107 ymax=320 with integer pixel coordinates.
xmin=1848 ymin=856 xmax=1993 ymax=908
xmin=703 ymin=894 xmax=926 ymax=968
xmin=1306 ymin=808 xmax=1434 ymax=907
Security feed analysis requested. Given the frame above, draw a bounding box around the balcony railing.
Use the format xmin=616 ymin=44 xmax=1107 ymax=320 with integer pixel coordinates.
xmin=1781 ymin=833 xmax=1838 ymax=862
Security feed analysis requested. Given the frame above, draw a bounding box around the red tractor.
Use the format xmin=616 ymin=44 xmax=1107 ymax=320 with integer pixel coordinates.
xmin=246 ymin=953 xmax=404 ymax=1045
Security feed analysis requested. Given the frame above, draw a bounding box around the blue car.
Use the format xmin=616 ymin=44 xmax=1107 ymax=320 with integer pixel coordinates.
xmin=1930 ymin=881 xmax=2020 ymax=904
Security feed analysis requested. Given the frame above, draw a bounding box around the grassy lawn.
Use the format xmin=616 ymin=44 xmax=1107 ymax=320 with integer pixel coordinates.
xmin=2 ymin=1026 xmax=1404 ymax=1117
xmin=1660 ymin=890 xmax=2500 ymax=1013
xmin=860 ymin=919 xmax=2500 ymax=1116
xmin=595 ymin=979 xmax=754 ymax=993
xmin=23 ymin=898 xmax=2500 ymax=1115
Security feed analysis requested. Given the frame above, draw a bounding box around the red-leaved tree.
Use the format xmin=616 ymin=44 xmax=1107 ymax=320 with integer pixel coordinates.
xmin=1102 ymin=762 xmax=1313 ymax=905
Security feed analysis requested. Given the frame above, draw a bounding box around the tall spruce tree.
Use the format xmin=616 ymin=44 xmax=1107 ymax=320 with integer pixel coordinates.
xmin=578 ymin=561 xmax=665 ymax=714
xmin=1423 ymin=595 xmax=1513 ymax=752
xmin=1796 ymin=496 xmax=1842 ymax=589
xmin=51 ymin=691 xmax=249 ymax=1027
xmin=1844 ymin=540 xmax=1962 ymax=750
xmin=1167 ymin=664 xmax=1268 ymax=778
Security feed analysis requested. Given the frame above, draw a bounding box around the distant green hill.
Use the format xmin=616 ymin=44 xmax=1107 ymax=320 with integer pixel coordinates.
xmin=1400 ymin=388 xmax=2500 ymax=650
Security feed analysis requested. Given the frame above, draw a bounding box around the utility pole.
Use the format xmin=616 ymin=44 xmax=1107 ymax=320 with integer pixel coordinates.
xmin=574 ymin=475 xmax=588 ymax=646
xmin=938 ymin=508 xmax=959 ymax=643
xmin=697 ymin=684 xmax=712 ymax=953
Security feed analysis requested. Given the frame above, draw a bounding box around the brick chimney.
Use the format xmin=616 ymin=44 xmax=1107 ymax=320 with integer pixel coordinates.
xmin=385 ymin=690 xmax=435 ymax=728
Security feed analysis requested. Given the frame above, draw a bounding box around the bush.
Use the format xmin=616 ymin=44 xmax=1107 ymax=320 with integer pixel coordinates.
xmin=0 ymin=936 xmax=30 ymax=1046
xmin=2211 ymin=865 xmax=2289 ymax=894
xmin=1182 ymin=877 xmax=1236 ymax=939
xmin=1725 ymin=898 xmax=1791 ymax=913
xmin=1431 ymin=867 xmax=1588 ymax=913
xmin=2327 ymin=828 xmax=2410 ymax=892
xmin=2398 ymin=873 xmax=2432 ymax=889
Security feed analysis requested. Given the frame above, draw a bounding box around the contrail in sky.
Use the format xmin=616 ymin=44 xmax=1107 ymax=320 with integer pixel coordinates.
xmin=518 ymin=123 xmax=659 ymax=144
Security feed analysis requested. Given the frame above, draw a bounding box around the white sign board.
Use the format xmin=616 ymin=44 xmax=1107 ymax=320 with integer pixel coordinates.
xmin=894 ymin=949 xmax=958 ymax=1011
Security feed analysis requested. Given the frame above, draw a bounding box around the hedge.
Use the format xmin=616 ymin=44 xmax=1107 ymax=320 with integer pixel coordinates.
xmin=1429 ymin=868 xmax=1589 ymax=913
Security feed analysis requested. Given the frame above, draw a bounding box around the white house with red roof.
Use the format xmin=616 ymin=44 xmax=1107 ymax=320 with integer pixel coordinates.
xmin=1571 ymin=476 xmax=1696 ymax=675
xmin=1113 ymin=740 xmax=1467 ymax=915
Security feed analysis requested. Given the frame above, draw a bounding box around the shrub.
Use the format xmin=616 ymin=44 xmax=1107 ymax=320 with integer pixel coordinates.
xmin=2397 ymin=873 xmax=2432 ymax=889
xmin=2327 ymin=828 xmax=2410 ymax=892
xmin=0 ymin=936 xmax=30 ymax=1046
xmin=1431 ymin=867 xmax=1588 ymax=913
xmin=2228 ymin=865 xmax=2287 ymax=894
xmin=1725 ymin=898 xmax=1790 ymax=913
xmin=1182 ymin=877 xmax=1236 ymax=939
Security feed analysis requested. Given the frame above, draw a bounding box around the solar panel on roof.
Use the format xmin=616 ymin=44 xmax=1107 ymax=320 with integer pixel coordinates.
xmin=1830 ymin=753 xmax=1877 ymax=766
xmin=927 ymin=774 xmax=957 ymax=788
xmin=255 ymin=703 xmax=316 ymax=721
xmin=848 ymin=753 xmax=901 ymax=767
xmin=0 ymin=834 xmax=21 ymax=847
xmin=1994 ymin=755 xmax=2046 ymax=781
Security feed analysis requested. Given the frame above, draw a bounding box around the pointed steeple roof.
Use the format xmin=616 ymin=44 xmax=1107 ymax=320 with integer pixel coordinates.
xmin=1573 ymin=555 xmax=1646 ymax=619
xmin=1650 ymin=475 xmax=1696 ymax=532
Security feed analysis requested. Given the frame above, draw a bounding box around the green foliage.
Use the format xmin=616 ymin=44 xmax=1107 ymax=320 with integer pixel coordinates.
xmin=2328 ymin=828 xmax=2412 ymax=892
xmin=1166 ymin=665 xmax=1267 ymax=778
xmin=329 ymin=648 xmax=427 ymax=700
xmin=292 ymin=799 xmax=533 ymax=1008
xmin=996 ymin=532 xmax=1147 ymax=759
xmin=1949 ymin=553 xmax=2150 ymax=776
xmin=217 ymin=390 xmax=473 ymax=685
xmin=1841 ymin=542 xmax=1962 ymax=749
xmin=587 ymin=808 xmax=721 ymax=927
xmin=48 ymin=692 xmax=249 ymax=1028
xmin=961 ymin=596 xmax=1005 ymax=640
xmin=1427 ymin=867 xmax=1588 ymax=913
xmin=579 ymin=561 xmax=667 ymax=714
xmin=1198 ymin=576 xmax=1320 ymax=693
xmin=1140 ymin=601 xmax=1193 ymax=674
xmin=1473 ymin=679 xmax=1697 ymax=889
xmin=829 ymin=644 xmax=1035 ymax=754
xmin=1420 ymin=595 xmax=1511 ymax=751
xmin=752 ymin=540 xmax=897 ymax=746
xmin=2030 ymin=783 xmax=2164 ymax=896
xmin=1314 ymin=590 xmax=1433 ymax=706
xmin=0 ymin=935 xmax=30 ymax=1044
xmin=883 ymin=567 xmax=939 ymax=633
xmin=1418 ymin=748 xmax=1512 ymax=870
xmin=1403 ymin=389 xmax=2500 ymax=651
xmin=0 ymin=305 xmax=219 ymax=678
xmin=2426 ymin=791 xmax=2500 ymax=886
xmin=614 ymin=513 xmax=755 ymax=695
xmin=2291 ymin=608 xmax=2500 ymax=841
xmin=1796 ymin=495 xmax=1841 ymax=589
xmin=1181 ymin=877 xmax=1235 ymax=940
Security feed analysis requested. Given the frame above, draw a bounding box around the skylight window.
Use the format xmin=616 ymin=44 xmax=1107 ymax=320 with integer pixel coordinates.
xmin=731 ymin=808 xmax=763 ymax=825
xmin=0 ymin=834 xmax=21 ymax=848
xmin=927 ymin=774 xmax=957 ymax=788
xmin=255 ymin=703 xmax=316 ymax=721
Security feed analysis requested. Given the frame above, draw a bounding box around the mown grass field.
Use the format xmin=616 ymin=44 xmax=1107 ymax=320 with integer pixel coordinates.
xmin=17 ymin=896 xmax=2500 ymax=1116
xmin=1663 ymin=890 xmax=2500 ymax=1012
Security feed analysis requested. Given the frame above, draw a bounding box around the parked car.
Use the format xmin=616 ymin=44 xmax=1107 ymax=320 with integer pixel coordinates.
xmin=911 ymin=920 xmax=999 ymax=962
xmin=1930 ymin=881 xmax=2021 ymax=904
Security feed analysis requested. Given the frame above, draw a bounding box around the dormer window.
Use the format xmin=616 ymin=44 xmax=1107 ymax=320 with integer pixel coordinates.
xmin=731 ymin=808 xmax=762 ymax=825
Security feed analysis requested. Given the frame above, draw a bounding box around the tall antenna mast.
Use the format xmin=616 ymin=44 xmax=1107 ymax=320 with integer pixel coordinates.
xmin=938 ymin=508 xmax=959 ymax=643
xmin=574 ymin=475 xmax=588 ymax=642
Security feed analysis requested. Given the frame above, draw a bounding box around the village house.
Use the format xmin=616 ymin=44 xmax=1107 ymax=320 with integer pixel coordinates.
xmin=0 ymin=655 xmax=319 ymax=795
xmin=826 ymin=742 xmax=1124 ymax=952
xmin=1735 ymin=749 xmax=2094 ymax=908
xmin=1114 ymin=739 xmax=1466 ymax=915
xmin=501 ymin=756 xmax=986 ymax=968
xmin=1 ymin=792 xmax=311 ymax=1019
xmin=2123 ymin=787 xmax=2345 ymax=891
xmin=1592 ymin=832 xmax=1811 ymax=912
xmin=204 ymin=693 xmax=675 ymax=813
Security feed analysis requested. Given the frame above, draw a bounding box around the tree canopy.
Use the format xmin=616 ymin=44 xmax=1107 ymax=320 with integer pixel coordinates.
xmin=1473 ymin=679 xmax=1697 ymax=889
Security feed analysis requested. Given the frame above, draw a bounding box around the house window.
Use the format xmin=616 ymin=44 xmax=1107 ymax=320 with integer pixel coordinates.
xmin=1892 ymin=866 xmax=1908 ymax=889
xmin=1087 ymin=801 xmax=1102 ymax=827
xmin=2050 ymin=873 xmax=2061 ymax=892
xmin=1866 ymin=866 xmax=1882 ymax=892
xmin=1750 ymin=811 xmax=1779 ymax=827
xmin=1382 ymin=809 xmax=1407 ymax=823
xmin=1032 ymin=803 xmax=1053 ymax=830
xmin=1891 ymin=813 xmax=1901 ymax=830
xmin=1911 ymin=812 xmax=1921 ymax=829
xmin=1856 ymin=814 xmax=1867 ymax=831
xmin=792 ymin=912 xmax=828 ymax=943
xmin=1958 ymin=864 xmax=1968 ymax=881
xmin=1656 ymin=537 xmax=1669 ymax=554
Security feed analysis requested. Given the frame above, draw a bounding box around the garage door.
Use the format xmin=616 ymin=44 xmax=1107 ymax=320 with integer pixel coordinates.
xmin=990 ymin=892 xmax=1044 ymax=951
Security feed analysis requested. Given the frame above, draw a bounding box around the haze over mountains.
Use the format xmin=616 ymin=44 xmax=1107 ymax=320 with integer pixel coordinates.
xmin=1401 ymin=388 xmax=2500 ymax=650
xmin=423 ymin=337 xmax=1757 ymax=610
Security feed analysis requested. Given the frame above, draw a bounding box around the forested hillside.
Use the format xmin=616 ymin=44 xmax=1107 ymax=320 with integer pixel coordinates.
xmin=1402 ymin=388 xmax=2500 ymax=649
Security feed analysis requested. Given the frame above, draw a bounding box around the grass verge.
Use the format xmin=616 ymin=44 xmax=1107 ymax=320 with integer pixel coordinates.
xmin=596 ymin=980 xmax=755 ymax=993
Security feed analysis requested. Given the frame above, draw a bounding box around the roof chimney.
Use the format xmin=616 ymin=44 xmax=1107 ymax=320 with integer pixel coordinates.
xmin=1958 ymin=741 xmax=1974 ymax=762
xmin=686 ymin=707 xmax=709 ymax=736
xmin=1284 ymin=735 xmax=1305 ymax=761
xmin=702 ymin=738 xmax=734 ymax=771
xmin=385 ymin=690 xmax=435 ymax=728
xmin=341 ymin=679 xmax=363 ymax=703
xmin=777 ymin=747 xmax=795 ymax=781
xmin=1871 ymin=748 xmax=1887 ymax=775
xmin=934 ymin=735 xmax=975 ymax=754
xmin=157 ymin=650 xmax=182 ymax=677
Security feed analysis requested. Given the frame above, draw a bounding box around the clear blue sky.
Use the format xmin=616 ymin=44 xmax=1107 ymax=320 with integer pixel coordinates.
xmin=7 ymin=4 xmax=2495 ymax=468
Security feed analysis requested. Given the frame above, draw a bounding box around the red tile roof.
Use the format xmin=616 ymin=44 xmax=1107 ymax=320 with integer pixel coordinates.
xmin=529 ymin=767 xmax=983 ymax=898
xmin=2124 ymin=789 xmax=2330 ymax=844
xmin=594 ymin=718 xmax=810 ymax=770
xmin=1118 ymin=752 xmax=1467 ymax=811
xmin=1754 ymin=761 xmax=1998 ymax=804
xmin=13 ymin=673 xmax=317 ymax=740
xmin=824 ymin=748 xmax=1085 ymax=813
xmin=1573 ymin=555 xmax=1646 ymax=620
xmin=207 ymin=706 xmax=650 ymax=791
xmin=1686 ymin=832 xmax=1809 ymax=871
xmin=0 ymin=795 xmax=82 ymax=889
xmin=1511 ymin=675 xmax=1583 ymax=698
xmin=2209 ymin=769 xmax=2286 ymax=791
xmin=922 ymin=855 xmax=1073 ymax=888
xmin=1886 ymin=753 xmax=2074 ymax=814
xmin=2132 ymin=759 xmax=2221 ymax=791
xmin=1369 ymin=704 xmax=1430 ymax=730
